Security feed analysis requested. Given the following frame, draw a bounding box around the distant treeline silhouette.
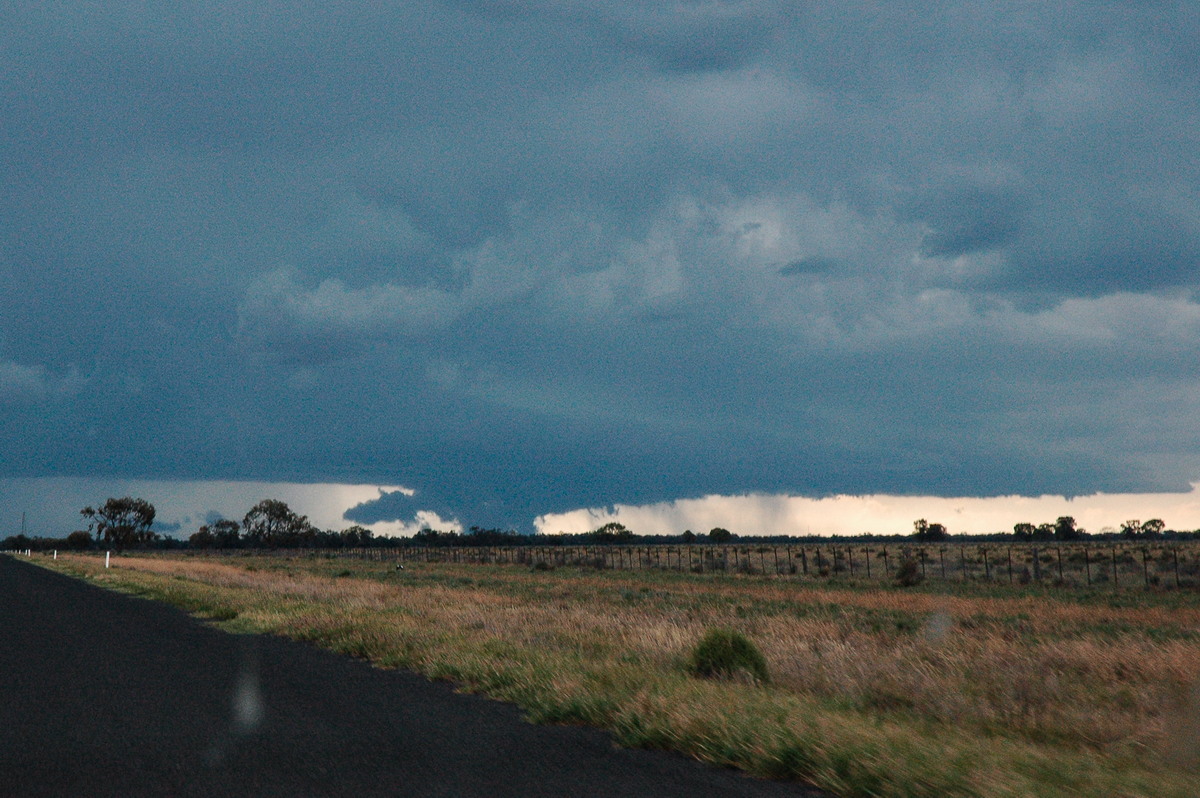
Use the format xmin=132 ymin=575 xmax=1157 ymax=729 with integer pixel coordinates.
xmin=5 ymin=500 xmax=1200 ymax=553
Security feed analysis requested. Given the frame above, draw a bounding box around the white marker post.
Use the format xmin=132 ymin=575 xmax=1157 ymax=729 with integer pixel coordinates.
xmin=105 ymin=551 xmax=110 ymax=568
xmin=53 ymin=550 xmax=57 ymax=560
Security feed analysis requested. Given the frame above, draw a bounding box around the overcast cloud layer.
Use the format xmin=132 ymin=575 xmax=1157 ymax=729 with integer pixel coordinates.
xmin=3 ymin=1 xmax=1200 ymax=533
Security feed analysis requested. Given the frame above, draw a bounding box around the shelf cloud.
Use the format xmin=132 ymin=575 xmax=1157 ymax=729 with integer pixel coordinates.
xmin=3 ymin=1 xmax=1200 ymax=534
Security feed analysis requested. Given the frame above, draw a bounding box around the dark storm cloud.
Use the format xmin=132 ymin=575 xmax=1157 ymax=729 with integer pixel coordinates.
xmin=910 ymin=187 xmax=1024 ymax=259
xmin=778 ymin=256 xmax=843 ymax=276
xmin=343 ymin=488 xmax=465 ymax=530
xmin=344 ymin=490 xmax=421 ymax=525
xmin=4 ymin=0 xmax=1200 ymax=529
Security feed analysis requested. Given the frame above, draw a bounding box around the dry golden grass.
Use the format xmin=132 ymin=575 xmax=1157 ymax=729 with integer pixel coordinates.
xmin=37 ymin=551 xmax=1200 ymax=797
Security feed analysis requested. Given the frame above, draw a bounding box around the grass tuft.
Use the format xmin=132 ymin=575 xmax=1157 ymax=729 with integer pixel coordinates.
xmin=687 ymin=628 xmax=770 ymax=684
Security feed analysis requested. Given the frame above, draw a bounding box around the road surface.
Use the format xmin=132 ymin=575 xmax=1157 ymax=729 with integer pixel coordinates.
xmin=0 ymin=555 xmax=829 ymax=797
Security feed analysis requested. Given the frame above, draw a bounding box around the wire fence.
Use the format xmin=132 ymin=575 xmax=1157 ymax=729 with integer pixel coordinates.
xmin=305 ymin=541 xmax=1200 ymax=590
xmin=31 ymin=541 xmax=1200 ymax=590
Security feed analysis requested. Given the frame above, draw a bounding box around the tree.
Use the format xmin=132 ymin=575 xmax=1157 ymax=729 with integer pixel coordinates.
xmin=681 ymin=529 xmax=696 ymax=543
xmin=66 ymin=530 xmax=93 ymax=550
xmin=81 ymin=497 xmax=157 ymax=550
xmin=1054 ymin=516 xmax=1083 ymax=541
xmin=1121 ymin=520 xmax=1142 ymax=539
xmin=340 ymin=525 xmax=374 ymax=548
xmin=590 ymin=522 xmax=634 ymax=543
xmin=913 ymin=519 xmax=947 ymax=542
xmin=189 ymin=527 xmax=216 ymax=548
xmin=708 ymin=527 xmax=733 ymax=543
xmin=242 ymin=500 xmax=312 ymax=548
xmin=1141 ymin=519 xmax=1166 ymax=539
xmin=192 ymin=518 xmax=241 ymax=548
xmin=209 ymin=519 xmax=242 ymax=548
xmin=4 ymin=534 xmax=32 ymax=551
xmin=1013 ymin=522 xmax=1035 ymax=541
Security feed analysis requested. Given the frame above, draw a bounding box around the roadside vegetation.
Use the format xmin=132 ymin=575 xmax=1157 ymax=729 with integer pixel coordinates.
xmin=30 ymin=551 xmax=1200 ymax=797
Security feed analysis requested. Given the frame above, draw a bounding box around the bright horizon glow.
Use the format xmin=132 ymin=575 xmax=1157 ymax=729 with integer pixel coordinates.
xmin=0 ymin=478 xmax=458 ymax=540
xmin=6 ymin=477 xmax=1200 ymax=541
xmin=535 ymin=484 xmax=1200 ymax=538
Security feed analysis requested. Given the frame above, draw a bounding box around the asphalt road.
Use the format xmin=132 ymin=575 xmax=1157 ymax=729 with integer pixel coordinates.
xmin=0 ymin=555 xmax=829 ymax=797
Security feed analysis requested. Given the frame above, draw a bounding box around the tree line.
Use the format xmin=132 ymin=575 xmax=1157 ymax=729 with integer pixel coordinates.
xmin=4 ymin=498 xmax=1200 ymax=553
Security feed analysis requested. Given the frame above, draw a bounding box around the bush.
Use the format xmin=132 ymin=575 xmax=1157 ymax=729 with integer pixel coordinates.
xmin=895 ymin=557 xmax=922 ymax=587
xmin=687 ymin=628 xmax=769 ymax=684
xmin=66 ymin=531 xmax=93 ymax=550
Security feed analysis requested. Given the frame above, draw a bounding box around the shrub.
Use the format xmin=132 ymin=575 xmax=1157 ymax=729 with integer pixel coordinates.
xmin=66 ymin=531 xmax=93 ymax=550
xmin=686 ymin=628 xmax=769 ymax=684
xmin=895 ymin=557 xmax=922 ymax=587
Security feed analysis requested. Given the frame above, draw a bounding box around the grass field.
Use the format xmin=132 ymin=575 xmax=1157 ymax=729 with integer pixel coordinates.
xmin=384 ymin=540 xmax=1200 ymax=590
xmin=31 ymin=551 xmax=1200 ymax=797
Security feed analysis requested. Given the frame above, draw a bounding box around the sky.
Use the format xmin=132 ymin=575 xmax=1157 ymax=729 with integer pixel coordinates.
xmin=3 ymin=1 xmax=1200 ymax=538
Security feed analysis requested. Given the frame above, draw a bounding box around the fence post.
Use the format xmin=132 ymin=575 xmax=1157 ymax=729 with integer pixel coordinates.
xmin=1112 ymin=548 xmax=1118 ymax=588
xmin=105 ymin=551 xmax=110 ymax=568
xmin=1084 ymin=548 xmax=1091 ymax=586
